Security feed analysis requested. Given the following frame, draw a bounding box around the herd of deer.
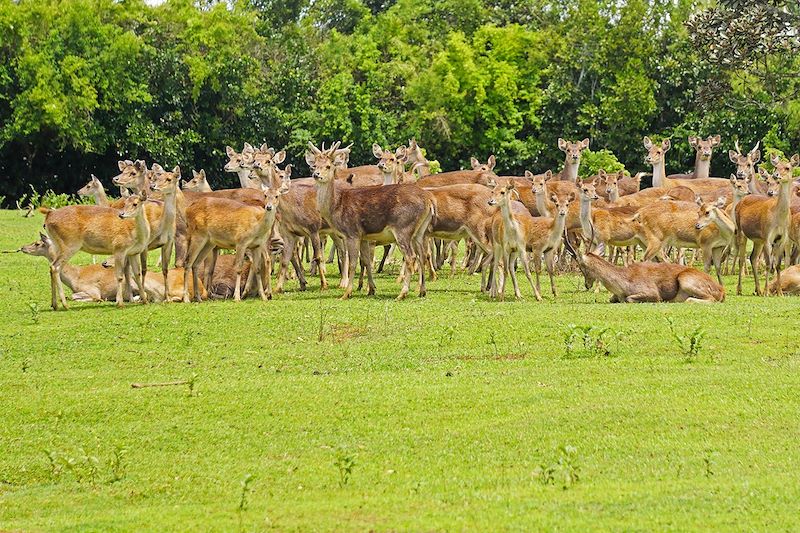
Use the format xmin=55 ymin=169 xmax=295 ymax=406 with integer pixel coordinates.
xmin=18 ymin=134 xmax=800 ymax=310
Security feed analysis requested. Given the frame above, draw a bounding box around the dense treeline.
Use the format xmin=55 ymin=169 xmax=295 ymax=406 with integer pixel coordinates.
xmin=0 ymin=0 xmax=798 ymax=201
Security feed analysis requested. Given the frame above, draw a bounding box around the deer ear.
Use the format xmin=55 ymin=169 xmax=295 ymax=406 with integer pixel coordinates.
xmin=790 ymin=154 xmax=800 ymax=166
xmin=372 ymin=143 xmax=384 ymax=159
xmin=470 ymin=157 xmax=480 ymax=170
xmin=715 ymin=196 xmax=727 ymax=208
xmin=487 ymin=155 xmax=496 ymax=171
xmin=91 ymin=174 xmax=100 ymax=183
xmin=544 ymin=169 xmax=553 ymax=181
xmin=226 ymin=146 xmax=235 ymax=158
xmin=284 ymin=164 xmax=293 ymax=178
xmin=598 ymin=169 xmax=607 ymax=178
xmin=567 ymin=192 xmax=576 ymax=202
xmin=643 ymin=136 xmax=653 ymax=150
xmin=134 ymin=160 xmax=146 ymax=171
xmin=558 ymin=138 xmax=567 ymax=152
xmin=151 ymin=163 xmax=164 ymax=174
xmin=243 ymin=142 xmax=254 ymax=154
xmin=257 ymin=143 xmax=269 ymax=153
xmin=506 ymin=181 xmax=515 ymax=190
xmin=198 ymin=169 xmax=206 ymax=179
xmin=695 ymin=196 xmax=703 ymax=206
xmin=728 ymin=150 xmax=739 ymax=163
xmin=688 ymin=136 xmax=699 ymax=148
xmin=395 ymin=146 xmax=407 ymax=159
xmin=524 ymin=170 xmax=534 ymax=180
xmin=272 ymin=150 xmax=285 ymax=164
xmin=580 ymin=138 xmax=590 ymax=149
xmin=750 ymin=147 xmax=761 ymax=163
xmin=662 ymin=138 xmax=671 ymax=151
xmin=729 ymin=173 xmax=737 ymax=183
xmin=710 ymin=135 xmax=721 ymax=147
xmin=172 ymin=166 xmax=181 ymax=177
xmin=550 ymin=193 xmax=558 ymax=203
xmin=192 ymin=169 xmax=200 ymax=178
xmin=117 ymin=160 xmax=126 ymax=171
xmin=305 ymin=151 xmax=316 ymax=168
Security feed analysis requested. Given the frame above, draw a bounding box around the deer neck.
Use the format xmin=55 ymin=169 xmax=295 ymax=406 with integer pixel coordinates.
xmin=134 ymin=205 xmax=151 ymax=245
xmin=583 ymin=254 xmax=627 ymax=295
xmin=136 ymin=174 xmax=150 ymax=194
xmin=157 ymin=189 xmax=178 ymax=235
xmin=694 ymin=153 xmax=711 ymax=179
xmin=549 ymin=213 xmax=569 ymax=248
xmin=315 ymin=177 xmax=337 ymax=223
xmin=562 ymin=158 xmax=579 ymax=182
xmin=774 ymin=180 xmax=792 ymax=225
xmin=382 ymin=168 xmax=395 ymax=186
xmin=608 ymin=188 xmax=619 ymax=203
xmin=59 ymin=264 xmax=82 ymax=292
xmin=534 ymin=186 xmax=551 ymax=217
xmin=499 ymin=200 xmax=520 ymax=237
xmin=711 ymin=209 xmax=736 ymax=238
xmin=94 ymin=188 xmax=109 ymax=207
xmin=650 ymin=159 xmax=667 ymax=188
xmin=579 ymin=196 xmax=594 ymax=239
xmin=236 ymin=169 xmax=252 ymax=188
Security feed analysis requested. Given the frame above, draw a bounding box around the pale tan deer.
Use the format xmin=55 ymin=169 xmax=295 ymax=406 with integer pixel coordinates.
xmin=146 ymin=165 xmax=182 ymax=300
xmin=556 ymin=138 xmax=590 ymax=182
xmin=734 ymin=155 xmax=799 ymax=295
xmin=77 ymin=175 xmax=110 ymax=206
xmin=307 ymin=142 xmax=434 ymax=300
xmin=728 ymin=141 xmax=764 ymax=194
xmin=667 ymin=135 xmax=721 ymax=180
xmin=182 ymin=169 xmax=212 ymax=192
xmin=183 ymin=183 xmax=287 ymax=302
xmin=525 ymin=193 xmax=575 ymax=299
xmin=564 ymin=237 xmax=725 ymax=303
xmin=405 ymin=139 xmax=431 ymax=178
xmin=643 ymin=137 xmax=728 ymax=192
xmin=767 ymin=264 xmax=800 ymax=295
xmin=577 ymin=181 xmax=643 ymax=265
xmin=40 ymin=192 xmax=151 ymax=309
xmin=487 ymin=182 xmax=537 ymax=300
xmin=416 ymin=156 xmax=497 ymax=188
xmin=224 ymin=144 xmax=260 ymax=189
xmin=112 ymin=160 xmax=150 ymax=194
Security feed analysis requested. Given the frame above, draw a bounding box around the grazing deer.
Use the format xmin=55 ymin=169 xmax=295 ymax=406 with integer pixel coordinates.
xmin=487 ymin=182 xmax=538 ymax=300
xmin=40 ymin=192 xmax=151 ymax=309
xmin=577 ymin=181 xmax=643 ymax=265
xmin=306 ymin=142 xmax=434 ymax=300
xmin=224 ymin=144 xmax=261 ymax=189
xmin=728 ymin=141 xmax=764 ymax=194
xmin=734 ymin=155 xmax=799 ymax=295
xmin=77 ymin=175 xmax=110 ymax=206
xmin=667 ymin=135 xmax=721 ymax=180
xmin=556 ymin=138 xmax=590 ymax=182
xmin=183 ymin=181 xmax=287 ymax=302
xmin=416 ymin=156 xmax=497 ymax=188
xmin=182 ymin=169 xmax=212 ymax=192
xmin=643 ymin=137 xmax=728 ymax=192
xmin=564 ymin=237 xmax=725 ymax=303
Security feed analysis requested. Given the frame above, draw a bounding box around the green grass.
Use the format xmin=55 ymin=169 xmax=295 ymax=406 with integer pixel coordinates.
xmin=1 ymin=208 xmax=799 ymax=531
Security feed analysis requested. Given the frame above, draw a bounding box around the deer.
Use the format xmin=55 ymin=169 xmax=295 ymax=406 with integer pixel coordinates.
xmin=577 ymin=180 xmax=643 ymax=266
xmin=330 ymin=143 xmax=384 ymax=186
xmin=40 ymin=192 xmax=151 ymax=309
xmin=112 ymin=159 xmax=151 ymax=195
xmin=146 ymin=165 xmax=182 ymax=301
xmin=77 ymin=175 xmax=111 ymax=206
xmin=405 ymin=139 xmax=431 ymax=178
xmin=789 ymin=188 xmax=800 ymax=265
xmin=666 ymin=135 xmax=721 ymax=180
xmin=767 ymin=264 xmax=800 ymax=295
xmin=734 ymin=155 xmax=799 ymax=296
xmin=416 ymin=156 xmax=498 ymax=188
xmin=182 ymin=169 xmax=212 ymax=192
xmin=224 ymin=143 xmax=261 ymax=189
xmin=556 ymin=138 xmax=590 ymax=182
xmin=486 ymin=182 xmax=538 ymax=300
xmin=564 ymin=235 xmax=725 ymax=303
xmin=643 ymin=137 xmax=728 ymax=193
xmin=306 ymin=141 xmax=435 ymax=300
xmin=728 ymin=140 xmax=765 ymax=194
xmin=183 ymin=182 xmax=287 ymax=302
xmin=528 ymin=170 xmax=579 ymax=217
xmin=525 ymin=193 xmax=575 ymax=299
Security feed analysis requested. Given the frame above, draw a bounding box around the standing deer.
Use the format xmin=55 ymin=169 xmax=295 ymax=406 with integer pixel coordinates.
xmin=40 ymin=192 xmax=151 ymax=309
xmin=182 ymin=169 xmax=212 ymax=192
xmin=643 ymin=137 xmax=728 ymax=193
xmin=667 ymin=135 xmax=721 ymax=180
xmin=77 ymin=175 xmax=110 ymax=206
xmin=576 ymin=181 xmax=643 ymax=266
xmin=147 ymin=165 xmax=182 ymax=301
xmin=224 ymin=144 xmax=261 ymax=189
xmin=734 ymin=155 xmax=799 ymax=295
xmin=306 ymin=142 xmax=434 ymax=300
xmin=416 ymin=156 xmax=497 ymax=188
xmin=728 ymin=141 xmax=764 ymax=194
xmin=183 ymin=183 xmax=287 ymax=302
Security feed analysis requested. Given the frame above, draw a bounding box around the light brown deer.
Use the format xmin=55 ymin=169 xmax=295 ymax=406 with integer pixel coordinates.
xmin=224 ymin=144 xmax=260 ymax=189
xmin=112 ymin=160 xmax=150 ymax=194
xmin=183 ymin=183 xmax=287 ymax=302
xmin=525 ymin=193 xmax=575 ymax=299
xmin=40 ymin=192 xmax=151 ymax=309
xmin=182 ymin=169 xmax=212 ymax=192
xmin=307 ymin=142 xmax=434 ymax=300
xmin=487 ymin=182 xmax=538 ymax=300
xmin=728 ymin=141 xmax=764 ymax=194
xmin=734 ymin=155 xmax=799 ymax=295
xmin=416 ymin=156 xmax=497 ymax=188
xmin=767 ymin=264 xmax=800 ymax=295
xmin=146 ymin=165 xmax=182 ymax=300
xmin=643 ymin=137 xmax=728 ymax=192
xmin=577 ymin=181 xmax=643 ymax=265
xmin=667 ymin=135 xmax=721 ymax=180
xmin=77 ymin=175 xmax=110 ymax=206
xmin=556 ymin=138 xmax=590 ymax=182
xmin=405 ymin=139 xmax=431 ymax=178
xmin=564 ymin=237 xmax=725 ymax=303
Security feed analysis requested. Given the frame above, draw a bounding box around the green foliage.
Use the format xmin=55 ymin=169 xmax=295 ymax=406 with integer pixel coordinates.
xmin=666 ymin=317 xmax=706 ymax=362
xmin=578 ymin=149 xmax=626 ymax=179
xmin=15 ymin=185 xmax=90 ymax=211
xmin=533 ymin=445 xmax=581 ymax=489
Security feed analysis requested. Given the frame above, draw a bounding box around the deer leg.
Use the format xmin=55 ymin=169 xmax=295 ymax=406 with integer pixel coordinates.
xmin=340 ymin=238 xmax=358 ymax=300
xmin=311 ymin=232 xmax=327 ymax=290
xmin=395 ymin=240 xmax=415 ymax=301
xmin=113 ymin=254 xmax=127 ymax=307
xmin=276 ymin=233 xmax=297 ymax=294
xmin=624 ymin=290 xmax=661 ymax=303
xmin=359 ymin=241 xmax=377 ymax=296
xmin=186 ymin=241 xmax=212 ymax=303
xmin=376 ymin=244 xmax=391 ymax=273
xmin=204 ymin=248 xmax=218 ymax=293
xmin=161 ymin=240 xmax=173 ymax=302
xmin=518 ymin=251 xmax=537 ymax=301
xmin=774 ymin=240 xmax=785 ymax=297
xmin=233 ymin=246 xmax=248 ymax=302
xmin=545 ymin=250 xmax=557 ymax=299
xmin=751 ymin=242 xmax=764 ymax=296
xmin=130 ymin=254 xmax=148 ymax=305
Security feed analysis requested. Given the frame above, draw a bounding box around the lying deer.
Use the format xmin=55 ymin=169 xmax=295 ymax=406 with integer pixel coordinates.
xmin=40 ymin=192 xmax=151 ymax=309
xmin=564 ymin=237 xmax=725 ymax=303
xmin=307 ymin=141 xmax=434 ymax=300
xmin=767 ymin=264 xmax=800 ymax=295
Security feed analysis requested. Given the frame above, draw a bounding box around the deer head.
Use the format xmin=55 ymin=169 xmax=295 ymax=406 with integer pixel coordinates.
xmin=21 ymin=232 xmax=53 ymax=259
xmin=470 ymin=155 xmax=496 ymax=172
xmin=579 ymin=180 xmax=600 ymax=202
xmin=552 ymin=192 xmax=576 ymax=217
xmin=728 ymin=174 xmax=752 ymax=199
xmin=306 ymin=141 xmax=341 ymax=183
xmin=373 ymin=143 xmax=407 ymax=176
xmin=643 ymin=136 xmax=671 ymax=165
xmin=183 ymin=169 xmax=209 ymax=191
xmin=487 ymin=182 xmax=518 ymax=207
xmin=224 ymin=143 xmax=256 ymax=172
xmin=770 ymin=153 xmax=800 ymax=183
xmin=695 ymin=197 xmax=729 ymax=230
xmin=558 ymin=138 xmax=590 ymax=164
xmin=118 ymin=192 xmax=147 ymax=219
xmin=728 ymin=141 xmax=761 ymax=180
xmin=688 ymin=135 xmax=721 ymax=161
xmin=77 ymin=175 xmax=104 ymax=198
xmin=528 ymin=170 xmax=553 ymax=194
xmin=150 ymin=166 xmax=181 ymax=194
xmin=112 ymin=160 xmax=147 ymax=189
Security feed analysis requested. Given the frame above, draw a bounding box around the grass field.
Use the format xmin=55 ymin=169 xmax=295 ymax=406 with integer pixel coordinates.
xmin=1 ymin=208 xmax=800 ymax=531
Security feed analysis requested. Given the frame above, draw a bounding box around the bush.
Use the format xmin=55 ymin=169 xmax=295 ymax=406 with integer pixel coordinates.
xmin=578 ymin=149 xmax=626 ymax=179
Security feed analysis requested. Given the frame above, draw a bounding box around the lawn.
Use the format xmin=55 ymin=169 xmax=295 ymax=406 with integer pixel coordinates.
xmin=1 ymin=208 xmax=799 ymax=531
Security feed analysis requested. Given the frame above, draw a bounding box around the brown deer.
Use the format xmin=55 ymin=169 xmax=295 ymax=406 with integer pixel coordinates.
xmin=77 ymin=175 xmax=110 ymax=206
xmin=667 ymin=135 xmax=721 ymax=180
xmin=556 ymin=138 xmax=590 ymax=182
xmin=112 ymin=160 xmax=150 ymax=194
xmin=146 ymin=165 xmax=182 ymax=300
xmin=643 ymin=137 xmax=728 ymax=193
xmin=182 ymin=169 xmax=212 ymax=192
xmin=734 ymin=155 xmax=799 ymax=295
xmin=577 ymin=181 xmax=643 ymax=266
xmin=767 ymin=264 xmax=800 ymax=295
xmin=306 ymin=141 xmax=434 ymax=300
xmin=224 ymin=144 xmax=260 ymax=189
xmin=564 ymin=237 xmax=725 ymax=303
xmin=487 ymin=182 xmax=538 ymax=300
xmin=728 ymin=141 xmax=764 ymax=194
xmin=40 ymin=192 xmax=151 ymax=309
xmin=416 ymin=156 xmax=497 ymax=188
xmin=525 ymin=193 xmax=575 ymax=299
xmin=183 ymin=182 xmax=287 ymax=302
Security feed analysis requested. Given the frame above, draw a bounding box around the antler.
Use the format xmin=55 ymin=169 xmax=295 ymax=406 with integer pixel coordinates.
xmin=307 ymin=141 xmax=322 ymax=155
xmin=734 ymin=139 xmax=742 ymax=154
xmin=750 ymin=140 xmax=760 ymax=154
